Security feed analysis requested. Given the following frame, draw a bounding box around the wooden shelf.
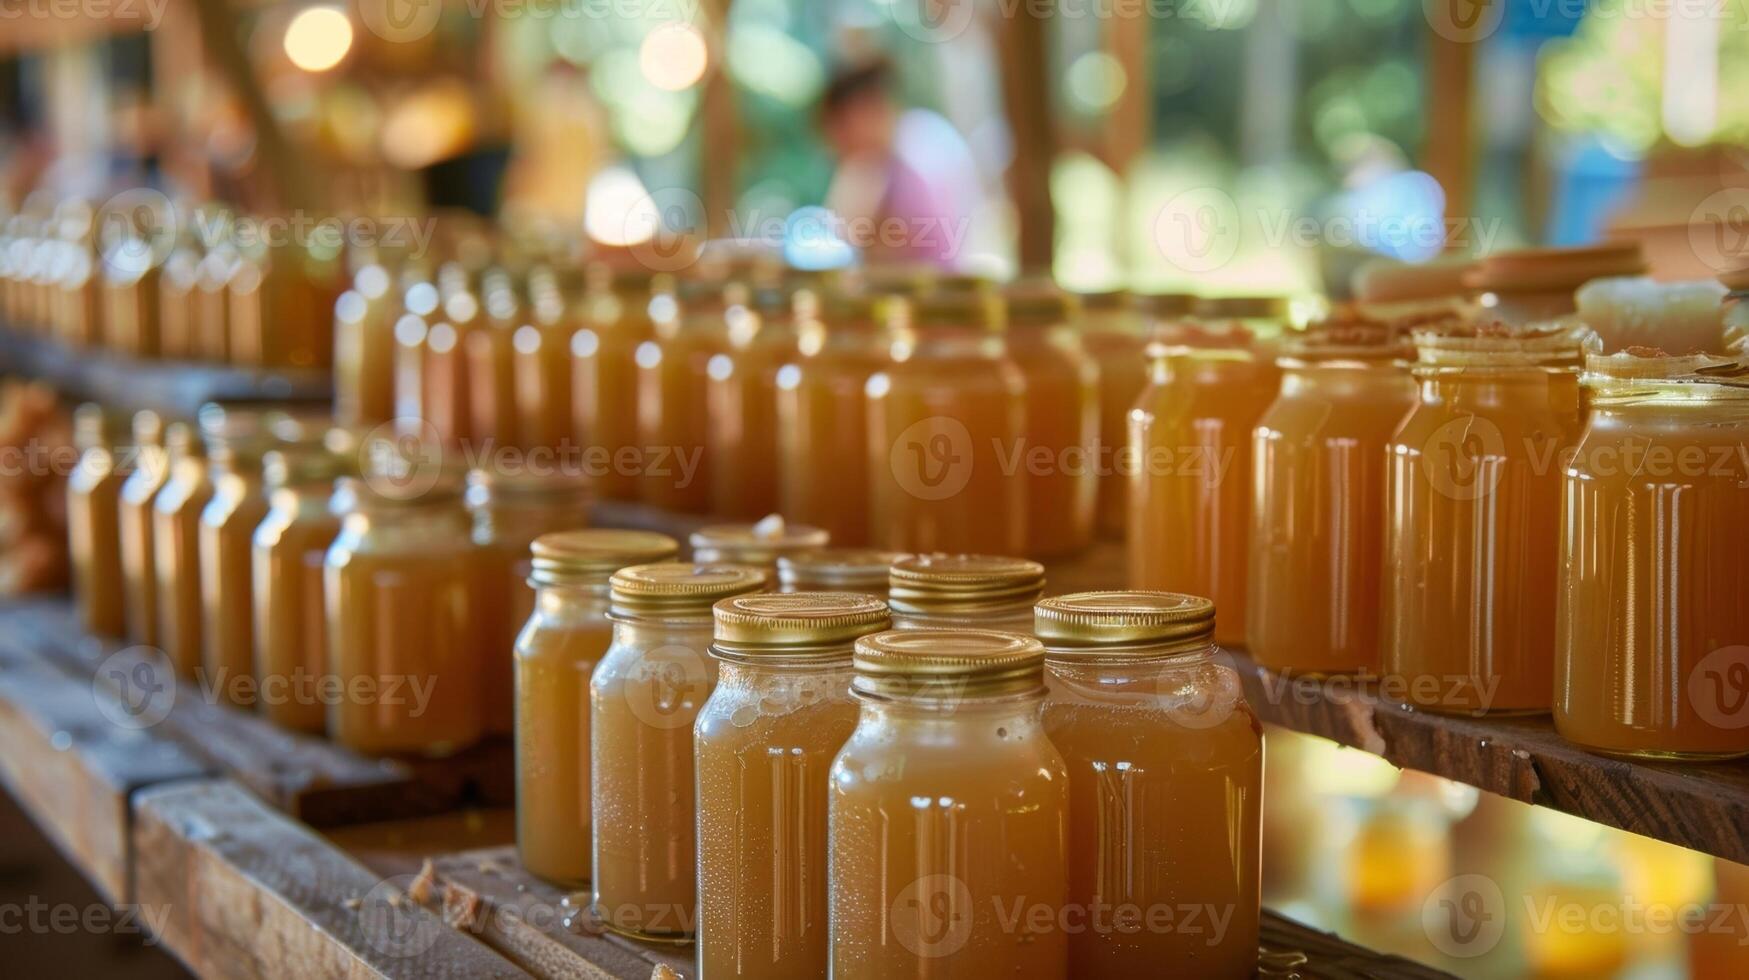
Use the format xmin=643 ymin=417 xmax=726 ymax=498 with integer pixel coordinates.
xmin=0 ymin=328 xmax=331 ymax=421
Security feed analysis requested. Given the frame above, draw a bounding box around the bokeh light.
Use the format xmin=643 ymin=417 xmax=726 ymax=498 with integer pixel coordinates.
xmin=284 ymin=7 xmax=353 ymax=74
xmin=639 ymin=22 xmax=710 ymax=92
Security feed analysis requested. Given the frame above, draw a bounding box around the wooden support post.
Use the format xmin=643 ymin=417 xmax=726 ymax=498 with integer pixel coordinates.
xmin=998 ymin=1 xmax=1057 ymax=271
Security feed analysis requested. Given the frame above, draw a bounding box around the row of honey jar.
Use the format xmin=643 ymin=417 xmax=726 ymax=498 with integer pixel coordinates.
xmin=1130 ymin=244 xmax=1749 ymax=761
xmin=335 ymin=253 xmax=1300 ymax=559
xmin=509 ymin=538 xmax=1261 ymax=979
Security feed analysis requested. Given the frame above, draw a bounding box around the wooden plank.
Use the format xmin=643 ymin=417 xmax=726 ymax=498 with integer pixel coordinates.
xmin=0 ymin=629 xmax=210 ymax=904
xmin=133 ymin=779 xmax=532 ymax=980
xmin=1260 ymin=912 xmax=1453 ymax=979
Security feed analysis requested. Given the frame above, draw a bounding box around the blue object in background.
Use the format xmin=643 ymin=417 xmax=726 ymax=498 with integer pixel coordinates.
xmin=1545 ymin=135 xmax=1642 ymax=246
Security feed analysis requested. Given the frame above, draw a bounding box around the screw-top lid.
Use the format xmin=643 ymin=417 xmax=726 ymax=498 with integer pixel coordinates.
xmin=904 ymin=289 xmax=1001 ymax=330
xmin=1002 ymin=282 xmax=1080 ymax=327
xmin=530 ymin=529 xmax=679 ymax=585
xmin=1133 ymin=291 xmax=1199 ymax=319
xmin=1033 ymin=591 xmax=1217 ymax=658
xmin=1194 ymin=295 xmax=1294 ymax=320
xmin=690 ymin=514 xmax=829 ymax=566
xmin=852 ymin=629 xmax=1046 ymax=700
xmin=610 ymin=562 xmax=767 ymax=620
xmin=712 ymin=592 xmax=891 ymax=662
xmin=1467 ymin=243 xmax=1646 ymax=295
xmin=777 ymin=548 xmax=907 ymax=592
xmin=888 ymin=553 xmax=1046 ymax=617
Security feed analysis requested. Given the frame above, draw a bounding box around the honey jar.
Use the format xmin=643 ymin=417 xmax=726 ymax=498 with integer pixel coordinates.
xmin=198 ymin=404 xmax=278 ymax=709
xmin=689 ymin=514 xmax=829 ymax=574
xmin=67 ymin=405 xmax=131 ymax=637
xmin=157 ymin=236 xmax=201 ymax=360
xmin=421 ymin=265 xmax=485 ymax=447
xmin=1002 ymin=284 xmax=1099 ymax=558
xmin=706 ymin=286 xmax=799 ymax=519
xmin=510 ymin=266 xmax=577 ymax=453
xmin=118 ymin=411 xmax=170 ymax=645
xmin=332 ymin=262 xmax=399 ymax=430
xmin=828 ymin=629 xmax=1069 ymax=978
xmin=695 ymin=592 xmax=888 ymax=977
xmin=229 ymin=238 xmax=338 ymax=368
xmin=1467 ymin=243 xmax=1645 ymax=326
xmin=634 ymin=282 xmax=736 ymax=512
xmin=865 ymin=291 xmax=1028 ymax=554
xmin=1383 ymin=322 xmax=1597 ymax=714
xmin=1079 ymin=290 xmax=1159 ymax=537
xmin=153 ymin=422 xmax=214 ymax=676
xmin=887 ymin=552 xmax=1044 ymax=632
xmin=1036 ymin=591 xmax=1262 ymax=978
xmin=591 ymin=562 xmax=765 ymax=941
xmin=572 ymin=267 xmax=667 ymax=501
xmin=1248 ymin=320 xmax=1418 ymax=675
xmin=192 ymin=244 xmax=237 ymax=362
xmin=1555 ymin=353 xmax=1749 ymax=758
xmin=515 ymin=529 xmax=679 ymax=887
xmin=390 ymin=273 xmax=443 ymax=426
xmin=464 ymin=269 xmax=523 ymax=448
xmin=776 ymin=548 xmax=905 ymax=594
xmin=99 ymin=226 xmax=162 ymax=357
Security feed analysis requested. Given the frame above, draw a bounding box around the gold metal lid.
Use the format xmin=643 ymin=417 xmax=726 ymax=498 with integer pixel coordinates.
xmin=1075 ymin=289 xmax=1130 ymax=311
xmin=888 ymin=553 xmax=1046 ymax=616
xmin=1034 ymin=591 xmax=1216 ymax=658
xmin=1133 ymin=291 xmax=1199 ymax=318
xmin=690 ymin=515 xmax=830 ymax=566
xmin=1194 ymin=295 xmax=1293 ymax=320
xmin=1413 ymin=321 xmax=1600 ymax=368
xmin=610 ymin=562 xmax=767 ymax=619
xmin=904 ymin=290 xmax=1001 ymax=330
xmin=1467 ymin=242 xmax=1646 ymax=295
xmin=712 ymin=592 xmax=891 ymax=661
xmin=1002 ymin=282 xmax=1080 ymax=327
xmin=852 ymin=629 xmax=1046 ymax=700
xmin=466 ymin=466 xmax=592 ymax=501
xmin=531 ymin=529 xmax=679 ymax=585
xmin=777 ymin=548 xmax=907 ymax=591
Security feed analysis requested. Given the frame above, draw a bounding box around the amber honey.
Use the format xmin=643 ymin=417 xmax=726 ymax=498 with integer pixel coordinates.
xmin=118 ymin=411 xmax=170 ymax=645
xmin=828 ymin=629 xmax=1069 ymax=978
xmin=469 ymin=468 xmax=593 ymax=735
xmin=591 ymin=562 xmax=765 ymax=941
xmin=1081 ymin=290 xmax=1159 ymax=537
xmin=866 ymin=291 xmax=1028 ymax=554
xmin=68 ymin=405 xmax=130 ymax=637
xmin=775 ymin=291 xmax=891 ymax=546
xmin=573 ymin=270 xmax=666 ymax=501
xmin=333 ymin=263 xmax=399 ymax=430
xmin=154 ymin=423 xmax=214 ymax=676
xmin=99 ymin=235 xmax=161 ymax=357
xmin=198 ymin=405 xmax=277 ymax=709
xmin=707 ymin=289 xmax=799 ymax=519
xmin=887 ymin=552 xmax=1043 ymax=631
xmin=1128 ymin=309 xmax=1286 ymax=646
xmin=1383 ymin=323 xmax=1597 ymax=714
xmin=1555 ymin=354 xmax=1749 ymax=758
xmin=1003 ymin=285 xmax=1099 ymax=558
xmin=635 ymin=284 xmax=734 ymax=512
xmin=776 ymin=548 xmax=904 ymax=594
xmin=192 ymin=247 xmax=236 ymax=362
xmin=158 ymin=242 xmax=201 ymax=360
xmin=695 ymin=592 xmax=888 ymax=978
xmin=229 ymin=240 xmax=337 ymax=368
xmin=1036 ymin=592 xmax=1261 ymax=978
xmin=465 ymin=270 xmax=523 ymax=448
xmin=421 ymin=267 xmax=484 ymax=447
xmin=391 ymin=276 xmax=443 ymax=426
xmin=515 ymin=529 xmax=679 ymax=887
xmin=1249 ymin=325 xmax=1417 ymax=675
xmin=511 ymin=268 xmax=577 ymax=452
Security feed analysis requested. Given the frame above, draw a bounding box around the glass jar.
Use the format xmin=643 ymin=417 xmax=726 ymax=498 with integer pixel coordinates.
xmin=118 ymin=411 xmax=170 ymax=646
xmin=421 ymin=267 xmax=484 ymax=447
xmin=1079 ymin=290 xmax=1158 ymax=538
xmin=634 ymin=283 xmax=734 ymax=513
xmin=1555 ymin=354 xmax=1749 ymax=758
xmin=252 ymin=437 xmax=352 ymax=734
xmin=695 ymin=592 xmax=888 ymax=978
xmin=866 ymin=291 xmax=1029 ymax=554
xmin=99 ymin=226 xmax=162 ymax=357
xmin=391 ymin=276 xmax=443 ymax=427
xmin=776 ymin=548 xmax=904 ymax=595
xmin=591 ymin=562 xmax=766 ymax=942
xmin=1248 ymin=328 xmax=1417 ymax=675
xmin=198 ymin=405 xmax=278 ymax=710
xmin=464 ymin=270 xmax=523 ymax=449
xmin=229 ymin=239 xmax=338 ymax=368
xmin=1003 ymin=285 xmax=1099 ymax=558
xmin=153 ymin=423 xmax=214 ymax=676
xmin=192 ymin=245 xmax=237 ymax=362
xmin=1035 ymin=591 xmax=1263 ymax=978
xmin=158 ymin=237 xmax=201 ymax=360
xmin=707 ymin=288 xmax=799 ymax=519
xmin=1351 ymin=257 xmax=1475 ymax=322
xmin=1383 ymin=323 xmax=1597 ymax=714
xmin=67 ymin=405 xmax=131 ymax=637
xmin=326 ymin=474 xmax=482 ymax=756
xmin=572 ymin=268 xmax=666 ymax=501
xmin=1128 ymin=313 xmax=1284 ymax=647
xmin=333 ymin=263 xmax=399 ymax=430
xmin=775 ymin=291 xmax=892 ymax=546
xmin=511 ymin=267 xmax=577 ymax=453
xmin=468 ymin=468 xmax=593 ymax=736
xmin=689 ymin=515 xmax=829 ymax=576
xmin=887 ymin=552 xmax=1044 ymax=631
xmin=828 ymin=629 xmax=1069 ymax=978
xmin=1469 ymin=243 xmax=1645 ymax=326
xmin=515 ymin=529 xmax=679 ymax=887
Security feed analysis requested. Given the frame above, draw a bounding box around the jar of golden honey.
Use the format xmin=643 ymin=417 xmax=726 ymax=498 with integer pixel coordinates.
xmin=326 ymin=471 xmax=482 ymax=756
xmin=1128 ymin=309 xmax=1286 ymax=646
xmin=1248 ymin=322 xmax=1418 ymax=675
xmin=511 ymin=267 xmax=577 ymax=453
xmin=866 ymin=291 xmax=1029 ymax=555
xmin=465 ymin=269 xmax=523 ymax=448
xmin=1035 ymin=591 xmax=1262 ymax=978
xmin=1467 ymin=243 xmax=1645 ymax=326
xmin=421 ymin=266 xmax=484 ymax=447
xmin=118 ymin=411 xmax=170 ymax=645
xmin=1078 ymin=290 xmax=1156 ymax=538
xmin=828 ymin=629 xmax=1069 ymax=977
xmin=1555 ymin=353 xmax=1749 ymax=758
xmin=776 ymin=548 xmax=904 ymax=594
xmin=635 ymin=283 xmax=736 ymax=513
xmin=99 ymin=226 xmax=162 ymax=357
xmin=390 ymin=274 xmax=443 ymax=425
xmin=515 ymin=529 xmax=679 ymax=887
xmin=158 ymin=236 xmax=201 ymax=360
xmin=333 ymin=263 xmax=398 ymax=431
xmin=193 ymin=245 xmax=237 ymax=362
xmin=153 ymin=422 xmax=214 ymax=676
xmin=252 ymin=434 xmax=352 ymax=734
xmin=229 ymin=239 xmax=337 ymax=368
xmin=706 ymin=287 xmax=799 ymax=519
xmin=887 ymin=552 xmax=1044 ymax=631
xmin=591 ymin=562 xmax=765 ymax=941
xmin=1383 ymin=322 xmax=1597 ymax=714
xmin=696 ymin=592 xmax=889 ymax=977
xmin=68 ymin=405 xmax=131 ymax=637
xmin=1003 ymin=284 xmax=1099 ymax=558
xmin=572 ymin=267 xmax=667 ymax=501
xmin=198 ymin=405 xmax=278 ymax=709
xmin=689 ymin=514 xmax=829 ymax=574
xmin=468 ymin=468 xmax=593 ymax=735
xmin=775 ymin=290 xmax=892 ymax=547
